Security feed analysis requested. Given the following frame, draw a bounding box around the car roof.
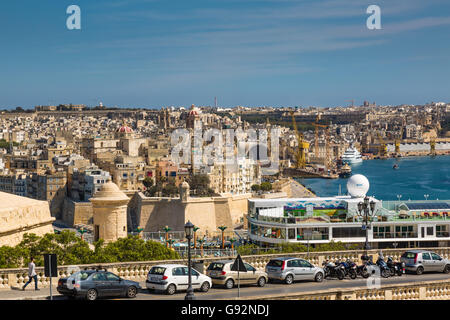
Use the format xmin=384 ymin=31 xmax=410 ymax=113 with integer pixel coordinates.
xmin=151 ymin=264 xmax=187 ymax=268
xmin=211 ymin=260 xmax=234 ymax=264
xmin=269 ymin=257 xmax=301 ymax=261
xmin=404 ymin=250 xmax=429 ymax=253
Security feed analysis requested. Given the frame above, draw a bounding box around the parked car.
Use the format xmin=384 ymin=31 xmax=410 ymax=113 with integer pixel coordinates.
xmin=206 ymin=260 xmax=268 ymax=289
xmin=57 ymin=268 xmax=141 ymax=300
xmin=146 ymin=264 xmax=212 ymax=295
xmin=400 ymin=250 xmax=450 ymax=275
xmin=265 ymin=257 xmax=324 ymax=284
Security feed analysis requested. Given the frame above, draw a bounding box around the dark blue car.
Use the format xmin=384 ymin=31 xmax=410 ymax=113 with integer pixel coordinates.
xmin=57 ymin=268 xmax=141 ymax=300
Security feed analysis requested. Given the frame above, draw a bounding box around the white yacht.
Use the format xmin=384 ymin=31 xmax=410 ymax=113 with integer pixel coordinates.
xmin=342 ymin=146 xmax=363 ymax=164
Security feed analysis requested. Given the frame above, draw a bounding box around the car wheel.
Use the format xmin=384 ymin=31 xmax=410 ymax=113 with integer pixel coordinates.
xmin=444 ymin=265 xmax=450 ymax=274
xmin=200 ymin=282 xmax=210 ymax=292
xmin=257 ymin=277 xmax=266 ymax=287
xmin=285 ymin=274 xmax=294 ymax=285
xmin=224 ymin=279 xmax=234 ymax=289
xmin=86 ymin=289 xmax=97 ymax=301
xmin=166 ymin=284 xmax=176 ymax=295
xmin=315 ymin=272 xmax=324 ymax=282
xmin=126 ymin=286 xmax=137 ymax=298
xmin=416 ymin=266 xmax=424 ymax=275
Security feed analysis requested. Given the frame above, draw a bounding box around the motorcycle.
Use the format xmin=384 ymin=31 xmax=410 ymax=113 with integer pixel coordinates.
xmin=387 ymin=256 xmax=405 ymax=276
xmin=337 ymin=259 xmax=357 ymax=279
xmin=376 ymin=256 xmax=391 ymax=278
xmin=357 ymin=255 xmax=376 ymax=278
xmin=322 ymin=260 xmax=345 ymax=280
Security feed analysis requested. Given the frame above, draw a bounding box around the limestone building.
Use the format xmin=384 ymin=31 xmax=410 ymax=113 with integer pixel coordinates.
xmin=90 ymin=179 xmax=130 ymax=243
xmin=0 ymin=192 xmax=55 ymax=246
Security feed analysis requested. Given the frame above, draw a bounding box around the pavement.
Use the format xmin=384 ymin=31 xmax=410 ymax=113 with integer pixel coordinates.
xmin=2 ymin=272 xmax=449 ymax=300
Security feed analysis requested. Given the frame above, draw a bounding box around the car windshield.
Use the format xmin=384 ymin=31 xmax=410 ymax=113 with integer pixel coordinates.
xmin=267 ymin=260 xmax=283 ymax=267
xmin=401 ymin=252 xmax=417 ymax=259
xmin=207 ymin=263 xmax=225 ymax=271
xmin=149 ymin=267 xmax=166 ymax=275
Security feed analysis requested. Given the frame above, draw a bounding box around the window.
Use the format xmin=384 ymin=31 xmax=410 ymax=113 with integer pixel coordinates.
xmin=244 ymin=263 xmax=255 ymax=272
xmin=287 ymin=260 xmax=298 ymax=268
xmin=422 ymin=253 xmax=431 ymax=260
xmin=299 ymin=260 xmax=312 ymax=268
xmin=172 ymin=267 xmax=185 ymax=276
xmin=105 ymin=273 xmax=120 ymax=281
xmin=267 ymin=260 xmax=283 ymax=268
xmin=149 ymin=267 xmax=166 ymax=275
xmin=332 ymin=227 xmax=366 ymax=238
xmin=431 ymin=253 xmax=442 ymax=260
xmin=427 ymin=227 xmax=434 ymax=236
xmin=207 ymin=263 xmax=225 ymax=271
xmin=92 ymin=273 xmax=107 ymax=281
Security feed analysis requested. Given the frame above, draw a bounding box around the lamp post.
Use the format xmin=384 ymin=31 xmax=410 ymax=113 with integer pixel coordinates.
xmin=357 ymin=196 xmax=376 ymax=255
xmin=184 ymin=221 xmax=195 ymax=300
xmin=424 ymin=194 xmax=429 ymax=201
xmin=218 ymin=226 xmax=228 ymax=249
xmin=396 ymin=194 xmax=402 ymax=202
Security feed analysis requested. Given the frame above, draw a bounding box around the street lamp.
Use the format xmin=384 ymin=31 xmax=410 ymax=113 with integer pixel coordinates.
xmin=357 ymin=196 xmax=377 ymax=254
xmin=424 ymin=194 xmax=429 ymax=201
xmin=396 ymin=194 xmax=402 ymax=202
xmin=184 ymin=221 xmax=195 ymax=300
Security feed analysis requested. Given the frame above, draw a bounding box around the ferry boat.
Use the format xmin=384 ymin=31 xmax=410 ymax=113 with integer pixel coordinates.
xmin=342 ymin=146 xmax=363 ymax=164
xmin=247 ymin=175 xmax=450 ymax=249
xmin=339 ymin=163 xmax=352 ymax=178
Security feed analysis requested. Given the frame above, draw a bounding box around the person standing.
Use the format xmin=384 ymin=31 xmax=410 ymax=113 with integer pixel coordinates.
xmin=22 ymin=257 xmax=39 ymax=291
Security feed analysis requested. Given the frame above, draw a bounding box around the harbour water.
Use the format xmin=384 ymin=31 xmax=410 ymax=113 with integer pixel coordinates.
xmin=296 ymin=155 xmax=450 ymax=200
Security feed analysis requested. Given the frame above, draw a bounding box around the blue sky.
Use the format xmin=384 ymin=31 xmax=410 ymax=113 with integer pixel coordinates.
xmin=1 ymin=0 xmax=450 ymax=109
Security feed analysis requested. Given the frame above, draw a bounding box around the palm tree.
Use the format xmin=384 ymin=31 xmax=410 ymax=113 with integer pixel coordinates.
xmin=135 ymin=227 xmax=144 ymax=239
xmin=163 ymin=226 xmax=171 ymax=248
xmin=217 ymin=226 xmax=228 ymax=249
xmin=78 ymin=228 xmax=87 ymax=241
xmin=229 ymin=238 xmax=237 ymax=250
xmin=193 ymin=226 xmax=200 ymax=249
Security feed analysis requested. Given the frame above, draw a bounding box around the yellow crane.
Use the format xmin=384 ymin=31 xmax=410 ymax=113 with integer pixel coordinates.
xmin=290 ymin=111 xmax=309 ymax=168
xmin=430 ymin=138 xmax=436 ymax=156
xmin=395 ymin=127 xmax=403 ymax=155
xmin=377 ymin=132 xmax=387 ymax=157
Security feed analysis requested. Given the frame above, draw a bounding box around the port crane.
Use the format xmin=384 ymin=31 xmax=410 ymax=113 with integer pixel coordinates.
xmin=430 ymin=138 xmax=436 ymax=156
xmin=290 ymin=111 xmax=309 ymax=168
xmin=395 ymin=127 xmax=403 ymax=155
xmin=377 ymin=132 xmax=388 ymax=157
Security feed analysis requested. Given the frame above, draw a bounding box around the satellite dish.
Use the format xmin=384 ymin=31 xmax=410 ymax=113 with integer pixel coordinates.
xmin=347 ymin=174 xmax=370 ymax=198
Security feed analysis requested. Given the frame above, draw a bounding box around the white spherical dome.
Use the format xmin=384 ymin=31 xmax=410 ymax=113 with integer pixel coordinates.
xmin=347 ymin=174 xmax=370 ymax=198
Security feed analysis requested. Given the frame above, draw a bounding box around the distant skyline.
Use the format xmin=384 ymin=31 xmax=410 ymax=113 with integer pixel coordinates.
xmin=1 ymin=0 xmax=450 ymax=109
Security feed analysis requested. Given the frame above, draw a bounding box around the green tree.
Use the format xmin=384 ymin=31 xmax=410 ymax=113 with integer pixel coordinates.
xmin=260 ymin=182 xmax=272 ymax=192
xmin=251 ymin=184 xmax=261 ymax=192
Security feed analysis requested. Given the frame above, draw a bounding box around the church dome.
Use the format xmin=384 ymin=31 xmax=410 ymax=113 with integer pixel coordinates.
xmin=91 ymin=179 xmax=129 ymax=202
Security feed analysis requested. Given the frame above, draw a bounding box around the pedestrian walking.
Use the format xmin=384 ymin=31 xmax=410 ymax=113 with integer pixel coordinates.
xmin=22 ymin=257 xmax=39 ymax=291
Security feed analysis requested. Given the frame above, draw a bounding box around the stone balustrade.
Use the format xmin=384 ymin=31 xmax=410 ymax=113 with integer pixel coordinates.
xmin=0 ymin=247 xmax=448 ymax=290
xmin=248 ymin=279 xmax=450 ymax=300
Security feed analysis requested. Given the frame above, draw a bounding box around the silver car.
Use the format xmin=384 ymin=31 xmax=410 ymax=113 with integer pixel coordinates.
xmin=265 ymin=257 xmax=324 ymax=284
xmin=400 ymin=250 xmax=450 ymax=275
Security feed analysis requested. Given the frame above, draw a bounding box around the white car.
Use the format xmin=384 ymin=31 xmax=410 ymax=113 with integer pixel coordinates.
xmin=146 ymin=264 xmax=212 ymax=295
